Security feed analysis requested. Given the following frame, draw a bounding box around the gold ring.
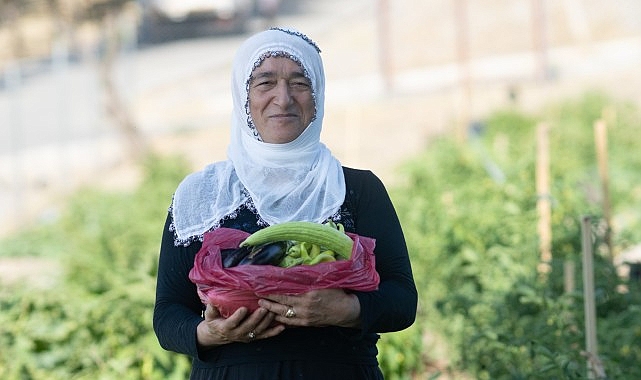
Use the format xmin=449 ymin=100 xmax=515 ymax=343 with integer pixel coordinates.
xmin=248 ymin=331 xmax=256 ymax=340
xmin=285 ymin=307 xmax=296 ymax=318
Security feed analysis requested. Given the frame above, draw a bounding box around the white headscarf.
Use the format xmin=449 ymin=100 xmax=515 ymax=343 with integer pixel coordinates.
xmin=171 ymin=28 xmax=346 ymax=243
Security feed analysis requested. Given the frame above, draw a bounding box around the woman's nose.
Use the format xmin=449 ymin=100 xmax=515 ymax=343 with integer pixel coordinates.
xmin=273 ymin=81 xmax=293 ymax=106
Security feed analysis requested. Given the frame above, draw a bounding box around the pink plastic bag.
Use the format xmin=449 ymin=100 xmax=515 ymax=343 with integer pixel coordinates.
xmin=189 ymin=227 xmax=380 ymax=318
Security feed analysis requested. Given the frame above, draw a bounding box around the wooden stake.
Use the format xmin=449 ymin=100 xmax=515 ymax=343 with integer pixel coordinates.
xmin=536 ymin=122 xmax=552 ymax=275
xmin=564 ymin=260 xmax=575 ymax=293
xmin=594 ymin=119 xmax=612 ymax=259
xmin=581 ymin=216 xmax=606 ymax=379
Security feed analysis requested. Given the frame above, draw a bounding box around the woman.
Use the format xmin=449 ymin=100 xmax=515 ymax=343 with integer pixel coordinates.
xmin=153 ymin=27 xmax=418 ymax=379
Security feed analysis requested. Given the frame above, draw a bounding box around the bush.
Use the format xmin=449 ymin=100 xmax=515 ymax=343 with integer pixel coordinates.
xmin=2 ymin=91 xmax=640 ymax=379
xmin=0 ymin=154 xmax=192 ymax=380
xmin=393 ymin=91 xmax=641 ymax=378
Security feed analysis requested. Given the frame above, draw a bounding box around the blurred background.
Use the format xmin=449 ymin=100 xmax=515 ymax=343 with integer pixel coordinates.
xmin=1 ymin=0 xmax=641 ymax=378
xmin=1 ymin=0 xmax=640 ymax=236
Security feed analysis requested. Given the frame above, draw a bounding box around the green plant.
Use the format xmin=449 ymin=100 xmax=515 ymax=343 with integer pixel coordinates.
xmin=2 ymin=91 xmax=640 ymax=379
xmin=0 ymin=154 xmax=192 ymax=380
xmin=378 ymin=324 xmax=424 ymax=380
xmin=392 ymin=91 xmax=641 ymax=378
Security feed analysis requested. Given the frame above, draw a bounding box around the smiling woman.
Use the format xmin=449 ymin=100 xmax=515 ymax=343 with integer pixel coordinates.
xmin=248 ymin=56 xmax=315 ymax=143
xmin=153 ymin=27 xmax=417 ymax=380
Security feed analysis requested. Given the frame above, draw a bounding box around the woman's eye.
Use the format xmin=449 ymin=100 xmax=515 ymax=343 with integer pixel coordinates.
xmin=254 ymin=80 xmax=275 ymax=88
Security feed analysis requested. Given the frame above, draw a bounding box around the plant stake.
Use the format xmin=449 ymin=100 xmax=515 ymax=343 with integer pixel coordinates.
xmin=594 ymin=119 xmax=612 ymax=259
xmin=580 ymin=216 xmax=606 ymax=379
xmin=536 ymin=122 xmax=552 ymax=276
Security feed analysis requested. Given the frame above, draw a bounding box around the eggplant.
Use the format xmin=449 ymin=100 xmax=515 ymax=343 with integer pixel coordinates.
xmin=221 ymin=246 xmax=252 ymax=268
xmin=238 ymin=242 xmax=287 ymax=266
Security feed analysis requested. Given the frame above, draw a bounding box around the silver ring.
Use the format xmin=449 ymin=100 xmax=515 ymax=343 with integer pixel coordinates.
xmin=285 ymin=307 xmax=296 ymax=318
xmin=248 ymin=331 xmax=256 ymax=340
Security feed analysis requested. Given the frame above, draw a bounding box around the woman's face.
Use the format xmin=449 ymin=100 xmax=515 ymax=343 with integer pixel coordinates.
xmin=248 ymin=56 xmax=315 ymax=144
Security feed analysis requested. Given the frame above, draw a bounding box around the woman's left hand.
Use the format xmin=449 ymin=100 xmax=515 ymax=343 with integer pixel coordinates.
xmin=257 ymin=288 xmax=361 ymax=328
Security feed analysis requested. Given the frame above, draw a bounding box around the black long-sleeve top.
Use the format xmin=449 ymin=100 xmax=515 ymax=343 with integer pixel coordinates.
xmin=153 ymin=167 xmax=418 ymax=380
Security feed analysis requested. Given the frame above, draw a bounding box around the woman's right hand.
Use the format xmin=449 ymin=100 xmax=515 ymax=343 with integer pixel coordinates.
xmin=196 ymin=304 xmax=285 ymax=347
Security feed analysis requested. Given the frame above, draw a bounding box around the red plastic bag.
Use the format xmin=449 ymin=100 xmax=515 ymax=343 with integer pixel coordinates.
xmin=189 ymin=227 xmax=380 ymax=318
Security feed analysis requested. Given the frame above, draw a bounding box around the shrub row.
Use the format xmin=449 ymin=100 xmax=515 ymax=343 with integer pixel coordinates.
xmin=393 ymin=92 xmax=641 ymax=378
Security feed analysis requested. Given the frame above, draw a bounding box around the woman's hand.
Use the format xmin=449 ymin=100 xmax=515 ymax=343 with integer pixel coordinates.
xmin=196 ymin=304 xmax=285 ymax=348
xmin=257 ymin=288 xmax=361 ymax=328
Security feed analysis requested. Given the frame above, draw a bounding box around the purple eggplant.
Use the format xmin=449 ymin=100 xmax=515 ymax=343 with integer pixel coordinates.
xmin=238 ymin=242 xmax=287 ymax=266
xmin=221 ymin=246 xmax=252 ymax=268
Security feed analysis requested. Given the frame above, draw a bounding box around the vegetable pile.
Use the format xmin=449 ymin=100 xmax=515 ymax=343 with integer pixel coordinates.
xmin=189 ymin=224 xmax=379 ymax=318
xmin=221 ymin=220 xmax=354 ymax=268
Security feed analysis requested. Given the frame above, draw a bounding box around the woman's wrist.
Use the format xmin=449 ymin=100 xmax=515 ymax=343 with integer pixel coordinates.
xmin=339 ymin=293 xmax=362 ymax=328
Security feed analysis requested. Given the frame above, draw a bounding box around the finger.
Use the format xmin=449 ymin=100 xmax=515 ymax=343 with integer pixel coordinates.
xmin=203 ymin=304 xmax=220 ymax=321
xmin=258 ymin=296 xmax=295 ymax=311
xmin=259 ymin=323 xmax=286 ymax=339
xmin=224 ymin=306 xmax=249 ymax=328
xmin=237 ymin=309 xmax=270 ymax=343
xmin=254 ymin=310 xmax=276 ymax=332
xmin=273 ymin=312 xmax=304 ymax=327
xmin=258 ymin=299 xmax=295 ymax=319
xmin=262 ymin=293 xmax=291 ymax=305
xmin=257 ymin=298 xmax=277 ymax=312
xmin=241 ymin=307 xmax=268 ymax=329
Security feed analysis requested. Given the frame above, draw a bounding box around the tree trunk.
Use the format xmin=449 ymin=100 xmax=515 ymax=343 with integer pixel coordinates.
xmin=100 ymin=9 xmax=148 ymax=161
